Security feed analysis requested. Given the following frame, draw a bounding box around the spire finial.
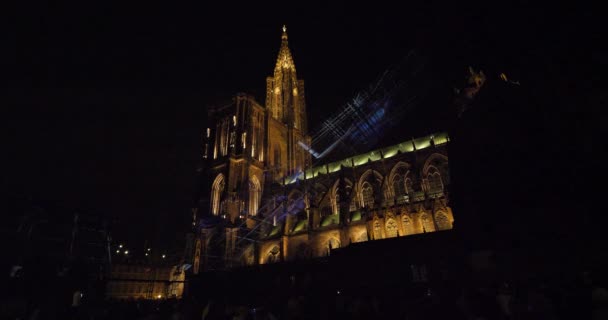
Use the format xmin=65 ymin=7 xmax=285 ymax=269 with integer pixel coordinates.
xmin=281 ymin=25 xmax=288 ymax=41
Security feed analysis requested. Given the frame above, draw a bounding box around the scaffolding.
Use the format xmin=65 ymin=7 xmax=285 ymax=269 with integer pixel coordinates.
xmin=302 ymin=50 xmax=430 ymax=162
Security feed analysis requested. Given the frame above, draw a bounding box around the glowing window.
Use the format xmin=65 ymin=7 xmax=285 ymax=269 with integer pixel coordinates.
xmin=361 ymin=182 xmax=374 ymax=208
xmin=393 ymin=174 xmax=407 ymax=203
xmin=428 ymin=172 xmax=443 ymax=194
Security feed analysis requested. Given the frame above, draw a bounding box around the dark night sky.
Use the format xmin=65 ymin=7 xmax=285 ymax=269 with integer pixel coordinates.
xmin=4 ymin=3 xmax=603 ymax=249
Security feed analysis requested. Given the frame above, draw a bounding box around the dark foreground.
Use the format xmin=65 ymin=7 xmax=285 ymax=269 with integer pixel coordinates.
xmin=2 ymin=231 xmax=606 ymax=319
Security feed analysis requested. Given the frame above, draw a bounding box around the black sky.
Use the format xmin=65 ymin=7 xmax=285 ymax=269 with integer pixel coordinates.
xmin=4 ymin=3 xmax=603 ymax=248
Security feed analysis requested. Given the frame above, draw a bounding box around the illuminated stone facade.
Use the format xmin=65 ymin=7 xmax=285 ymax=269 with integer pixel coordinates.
xmin=191 ymin=27 xmax=453 ymax=273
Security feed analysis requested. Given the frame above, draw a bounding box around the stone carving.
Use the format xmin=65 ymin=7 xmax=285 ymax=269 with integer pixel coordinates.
xmin=385 ymin=218 xmax=398 ymax=238
xmin=435 ymin=212 xmax=452 ymax=230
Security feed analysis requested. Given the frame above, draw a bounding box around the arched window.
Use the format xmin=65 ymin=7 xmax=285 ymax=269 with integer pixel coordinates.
xmin=420 ymin=213 xmax=436 ymax=233
xmin=373 ymin=220 xmax=382 ymax=240
xmin=402 ymin=214 xmax=415 ymax=235
xmin=386 ymin=218 xmax=398 ymax=238
xmin=332 ymin=179 xmax=353 ymax=214
xmin=435 ymin=212 xmax=452 ymax=230
xmin=361 ymin=182 xmax=374 ymax=208
xmin=393 ymin=174 xmax=407 ymax=204
xmin=427 ymin=171 xmax=443 ymax=196
xmin=211 ymin=174 xmax=225 ymax=215
xmin=405 ymin=177 xmax=413 ymax=194
xmin=248 ymin=176 xmax=261 ymax=216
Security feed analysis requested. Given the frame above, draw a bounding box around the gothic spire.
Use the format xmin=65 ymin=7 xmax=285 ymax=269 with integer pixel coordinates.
xmin=266 ymin=25 xmax=306 ymax=133
xmin=275 ymin=25 xmax=296 ymax=73
xmin=282 ymin=25 xmax=287 ymax=40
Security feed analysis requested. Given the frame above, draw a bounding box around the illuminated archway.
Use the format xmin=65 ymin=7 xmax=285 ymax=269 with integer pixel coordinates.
xmin=211 ymin=174 xmax=225 ymax=215
xmin=361 ymin=182 xmax=375 ymax=208
xmin=388 ymin=162 xmax=411 ymax=203
xmin=357 ymin=169 xmax=383 ymax=208
xmin=426 ymin=166 xmax=444 ymax=196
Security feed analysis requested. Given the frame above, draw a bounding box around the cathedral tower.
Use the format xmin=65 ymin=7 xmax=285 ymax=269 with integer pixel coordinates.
xmin=265 ymin=26 xmax=311 ymax=181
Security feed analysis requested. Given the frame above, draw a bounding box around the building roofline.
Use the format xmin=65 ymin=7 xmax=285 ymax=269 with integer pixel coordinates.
xmin=285 ymin=132 xmax=449 ymax=185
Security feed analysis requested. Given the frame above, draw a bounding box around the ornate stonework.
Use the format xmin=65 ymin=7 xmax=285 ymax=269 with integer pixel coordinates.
xmin=190 ymin=27 xmax=454 ymax=272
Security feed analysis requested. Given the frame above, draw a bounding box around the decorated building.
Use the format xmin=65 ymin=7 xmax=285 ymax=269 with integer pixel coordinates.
xmin=189 ymin=27 xmax=454 ymax=273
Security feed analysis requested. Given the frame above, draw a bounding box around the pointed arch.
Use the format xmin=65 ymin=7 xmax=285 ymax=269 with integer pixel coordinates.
xmin=248 ymin=175 xmax=261 ymax=216
xmin=420 ymin=212 xmax=436 ymax=233
xmin=427 ymin=168 xmax=443 ymax=194
xmin=422 ymin=153 xmax=448 ymax=176
xmin=401 ymin=213 xmax=415 ymax=235
xmin=385 ymin=218 xmax=398 ymax=238
xmin=361 ymin=182 xmax=375 ymax=208
xmin=423 ymin=153 xmax=449 ymax=195
xmin=434 ymin=211 xmax=452 ymax=230
xmin=357 ymin=169 xmax=383 ymax=191
xmin=331 ymin=178 xmax=353 ymax=214
xmin=357 ymin=169 xmax=383 ymax=208
xmin=211 ymin=173 xmax=225 ymax=215
xmin=373 ymin=219 xmax=383 ymax=240
xmin=388 ymin=162 xmax=412 ymax=204
xmin=388 ymin=161 xmax=411 ymax=188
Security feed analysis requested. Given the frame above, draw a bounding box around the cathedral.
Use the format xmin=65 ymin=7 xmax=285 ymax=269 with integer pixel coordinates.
xmin=189 ymin=26 xmax=454 ymax=273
